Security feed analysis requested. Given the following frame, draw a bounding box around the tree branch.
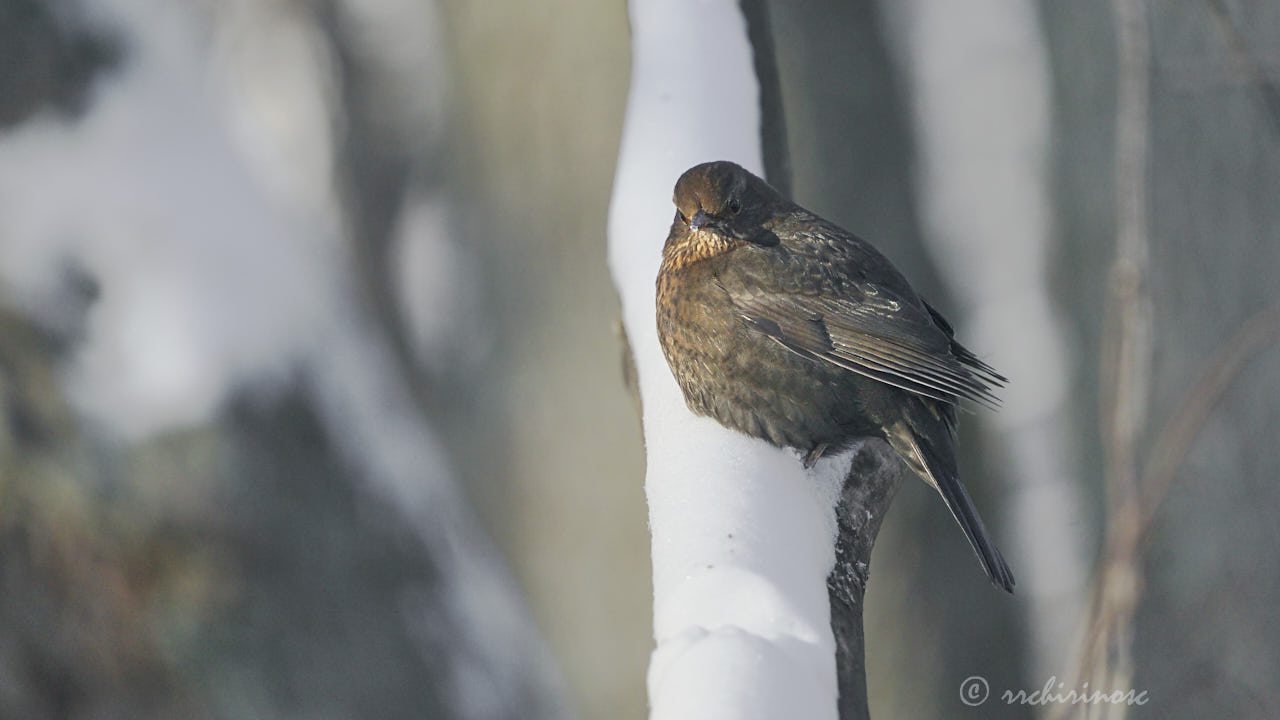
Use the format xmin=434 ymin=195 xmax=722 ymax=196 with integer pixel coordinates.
xmin=828 ymin=441 xmax=906 ymax=720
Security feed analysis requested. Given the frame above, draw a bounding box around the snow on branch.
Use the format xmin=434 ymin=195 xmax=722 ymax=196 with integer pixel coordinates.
xmin=607 ymin=1 xmax=851 ymax=718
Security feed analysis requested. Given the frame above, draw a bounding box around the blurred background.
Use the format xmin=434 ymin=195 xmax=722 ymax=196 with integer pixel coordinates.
xmin=1 ymin=0 xmax=1276 ymax=719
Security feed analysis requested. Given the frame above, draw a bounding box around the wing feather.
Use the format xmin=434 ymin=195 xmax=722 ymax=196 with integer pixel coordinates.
xmin=722 ymin=274 xmax=1004 ymax=408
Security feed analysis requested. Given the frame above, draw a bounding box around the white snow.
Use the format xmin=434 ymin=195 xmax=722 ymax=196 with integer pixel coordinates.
xmin=608 ymin=1 xmax=846 ymax=717
xmin=0 ymin=0 xmax=336 ymax=439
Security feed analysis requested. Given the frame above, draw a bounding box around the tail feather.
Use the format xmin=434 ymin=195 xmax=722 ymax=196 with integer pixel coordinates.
xmin=887 ymin=420 xmax=1015 ymax=593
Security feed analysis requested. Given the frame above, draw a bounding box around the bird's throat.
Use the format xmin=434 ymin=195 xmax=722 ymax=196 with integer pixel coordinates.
xmin=662 ymin=229 xmax=735 ymax=273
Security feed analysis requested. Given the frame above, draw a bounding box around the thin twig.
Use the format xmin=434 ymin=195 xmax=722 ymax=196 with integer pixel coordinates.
xmin=1055 ymin=2 xmax=1280 ymax=716
xmin=1203 ymin=0 xmax=1280 ymax=132
xmin=1052 ymin=1 xmax=1151 ymax=717
xmin=1138 ymin=306 xmax=1280 ymax=545
xmin=1059 ymin=307 xmax=1280 ymax=720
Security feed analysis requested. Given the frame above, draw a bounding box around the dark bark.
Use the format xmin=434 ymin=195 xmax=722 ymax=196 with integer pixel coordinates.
xmin=0 ymin=0 xmax=122 ymax=127
xmin=827 ymin=440 xmax=906 ymax=720
xmin=740 ymin=0 xmax=791 ymax=200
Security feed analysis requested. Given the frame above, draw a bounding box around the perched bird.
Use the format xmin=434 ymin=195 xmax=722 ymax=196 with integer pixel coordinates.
xmin=655 ymin=160 xmax=1014 ymax=592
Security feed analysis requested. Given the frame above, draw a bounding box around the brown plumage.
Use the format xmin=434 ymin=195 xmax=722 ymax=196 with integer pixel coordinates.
xmin=655 ymin=160 xmax=1014 ymax=592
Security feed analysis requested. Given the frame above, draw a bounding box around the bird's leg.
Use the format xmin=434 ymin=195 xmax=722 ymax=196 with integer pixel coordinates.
xmin=802 ymin=443 xmax=828 ymax=469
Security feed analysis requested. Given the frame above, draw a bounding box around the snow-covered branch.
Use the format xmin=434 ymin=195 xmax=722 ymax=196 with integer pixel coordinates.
xmin=607 ymin=1 xmax=880 ymax=717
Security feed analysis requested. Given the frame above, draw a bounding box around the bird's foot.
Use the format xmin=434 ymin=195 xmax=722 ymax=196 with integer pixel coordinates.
xmin=802 ymin=443 xmax=828 ymax=469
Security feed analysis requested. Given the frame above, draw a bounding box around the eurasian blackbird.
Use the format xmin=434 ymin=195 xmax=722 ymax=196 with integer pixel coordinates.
xmin=656 ymin=160 xmax=1014 ymax=592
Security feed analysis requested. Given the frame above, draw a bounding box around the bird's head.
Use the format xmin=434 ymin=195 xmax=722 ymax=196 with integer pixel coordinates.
xmin=664 ymin=161 xmax=783 ymax=266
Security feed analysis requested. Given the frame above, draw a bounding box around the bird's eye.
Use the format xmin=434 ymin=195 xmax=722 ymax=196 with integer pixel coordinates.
xmin=728 ymin=198 xmax=742 ymax=214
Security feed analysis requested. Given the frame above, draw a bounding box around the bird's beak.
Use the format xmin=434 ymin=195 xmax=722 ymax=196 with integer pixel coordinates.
xmin=686 ymin=208 xmax=774 ymax=246
xmin=689 ymin=210 xmax=715 ymax=232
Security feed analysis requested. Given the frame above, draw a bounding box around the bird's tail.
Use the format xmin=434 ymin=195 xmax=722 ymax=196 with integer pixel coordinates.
xmin=886 ymin=419 xmax=1015 ymax=593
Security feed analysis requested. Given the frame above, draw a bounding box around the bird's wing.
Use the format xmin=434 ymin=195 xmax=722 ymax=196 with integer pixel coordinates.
xmin=720 ymin=271 xmax=1004 ymax=408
